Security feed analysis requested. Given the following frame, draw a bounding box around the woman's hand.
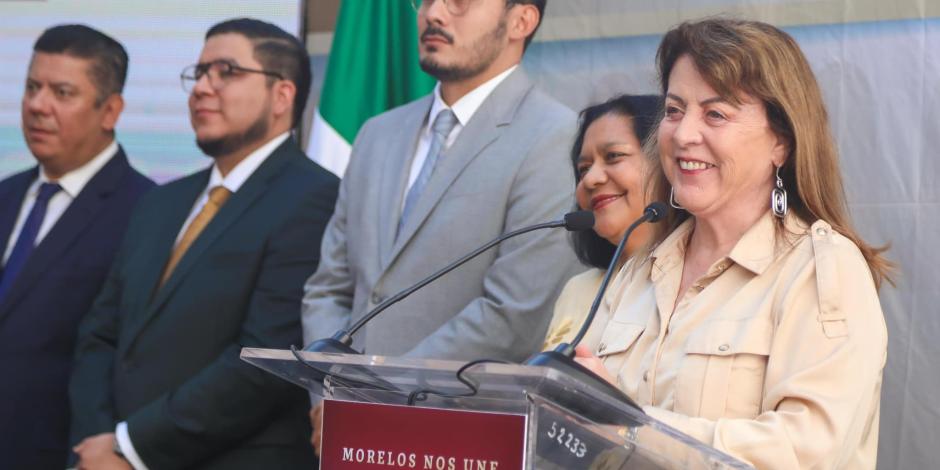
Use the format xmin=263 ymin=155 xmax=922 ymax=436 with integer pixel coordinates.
xmin=573 ymin=344 xmax=618 ymax=385
xmin=309 ymin=404 xmax=323 ymax=457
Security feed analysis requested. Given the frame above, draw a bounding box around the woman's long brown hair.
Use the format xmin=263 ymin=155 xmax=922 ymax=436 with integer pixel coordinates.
xmin=641 ymin=18 xmax=894 ymax=288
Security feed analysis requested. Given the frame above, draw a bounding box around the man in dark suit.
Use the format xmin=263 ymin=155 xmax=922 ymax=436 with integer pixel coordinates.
xmin=0 ymin=25 xmax=154 ymax=469
xmin=68 ymin=18 xmax=339 ymax=469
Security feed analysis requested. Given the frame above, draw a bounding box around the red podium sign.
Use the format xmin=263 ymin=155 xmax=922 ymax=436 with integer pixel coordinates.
xmin=320 ymin=400 xmax=527 ymax=470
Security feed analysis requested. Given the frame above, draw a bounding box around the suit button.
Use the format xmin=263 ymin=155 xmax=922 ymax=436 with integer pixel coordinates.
xmin=642 ymin=370 xmax=649 ymax=382
xmin=371 ymin=292 xmax=385 ymax=304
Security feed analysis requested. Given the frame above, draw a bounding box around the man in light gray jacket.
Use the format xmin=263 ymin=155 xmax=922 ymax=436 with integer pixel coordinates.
xmin=302 ymin=0 xmax=578 ymax=366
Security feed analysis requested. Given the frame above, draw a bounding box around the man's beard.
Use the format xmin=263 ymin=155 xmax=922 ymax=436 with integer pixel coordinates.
xmin=196 ymin=110 xmax=270 ymax=158
xmin=419 ymin=15 xmax=507 ymax=82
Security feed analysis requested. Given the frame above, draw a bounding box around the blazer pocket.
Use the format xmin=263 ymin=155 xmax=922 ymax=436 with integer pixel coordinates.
xmin=442 ymin=188 xmax=488 ymax=199
xmin=207 ymin=250 xmax=258 ymax=270
xmin=593 ymin=322 xmax=645 ymax=390
xmin=676 ymin=317 xmax=773 ymax=420
xmin=596 ymin=322 xmax=645 ymax=358
xmin=55 ymin=265 xmax=106 ymax=280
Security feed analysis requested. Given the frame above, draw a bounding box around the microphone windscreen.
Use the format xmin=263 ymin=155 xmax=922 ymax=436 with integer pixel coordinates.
xmin=563 ymin=210 xmax=595 ymax=231
xmin=645 ymin=202 xmax=669 ymax=223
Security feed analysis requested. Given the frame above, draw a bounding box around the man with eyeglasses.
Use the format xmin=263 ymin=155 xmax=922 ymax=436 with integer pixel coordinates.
xmin=0 ymin=24 xmax=154 ymax=470
xmin=68 ymin=18 xmax=338 ymax=470
xmin=302 ymin=0 xmax=579 ymax=454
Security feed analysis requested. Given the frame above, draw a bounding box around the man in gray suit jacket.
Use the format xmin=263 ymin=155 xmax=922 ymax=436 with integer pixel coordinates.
xmin=303 ymin=0 xmax=578 ymax=367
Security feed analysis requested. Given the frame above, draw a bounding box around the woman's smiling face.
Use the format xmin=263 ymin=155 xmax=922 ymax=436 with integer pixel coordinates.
xmin=575 ymin=112 xmax=648 ymax=249
xmin=658 ymin=54 xmax=787 ymax=220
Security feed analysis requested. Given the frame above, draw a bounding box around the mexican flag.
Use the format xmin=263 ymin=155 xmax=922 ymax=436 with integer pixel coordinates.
xmin=307 ymin=1 xmax=435 ymax=176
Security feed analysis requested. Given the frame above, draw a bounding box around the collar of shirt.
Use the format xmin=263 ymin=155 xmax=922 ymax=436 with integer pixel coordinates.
xmin=38 ymin=139 xmax=119 ymax=197
xmin=426 ymin=64 xmax=519 ymax=139
xmin=3 ymin=140 xmax=119 ymax=264
xmin=175 ymin=132 xmax=290 ymax=245
xmin=205 ymin=131 xmax=290 ymax=194
xmin=650 ymin=211 xmax=809 ymax=281
xmin=727 ymin=211 xmax=808 ymax=274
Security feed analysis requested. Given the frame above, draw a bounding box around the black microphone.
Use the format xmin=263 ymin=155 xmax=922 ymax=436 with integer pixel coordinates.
xmin=304 ymin=210 xmax=596 ymax=354
xmin=525 ymin=202 xmax=668 ymax=424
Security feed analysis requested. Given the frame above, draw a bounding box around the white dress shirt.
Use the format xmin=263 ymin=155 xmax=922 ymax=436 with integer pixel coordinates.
xmin=115 ymin=131 xmax=289 ymax=470
xmin=401 ymin=65 xmax=518 ymax=213
xmin=3 ymin=140 xmax=119 ymax=264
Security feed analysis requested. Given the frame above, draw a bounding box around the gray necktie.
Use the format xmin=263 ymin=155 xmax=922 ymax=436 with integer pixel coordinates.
xmin=398 ymin=109 xmax=459 ymax=235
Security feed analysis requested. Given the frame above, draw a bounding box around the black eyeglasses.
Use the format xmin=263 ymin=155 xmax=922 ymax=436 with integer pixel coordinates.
xmin=410 ymin=0 xmax=482 ymax=16
xmin=180 ymin=60 xmax=283 ymax=93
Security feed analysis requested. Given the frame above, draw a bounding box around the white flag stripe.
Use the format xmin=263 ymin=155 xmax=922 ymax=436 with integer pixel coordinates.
xmin=307 ymin=108 xmax=352 ymax=177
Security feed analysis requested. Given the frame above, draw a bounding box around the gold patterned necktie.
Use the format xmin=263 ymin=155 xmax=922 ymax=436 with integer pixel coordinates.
xmin=159 ymin=185 xmax=232 ymax=287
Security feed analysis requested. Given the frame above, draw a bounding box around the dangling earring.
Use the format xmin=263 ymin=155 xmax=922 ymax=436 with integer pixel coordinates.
xmin=771 ymin=166 xmax=788 ymax=218
xmin=669 ymin=187 xmax=684 ymax=210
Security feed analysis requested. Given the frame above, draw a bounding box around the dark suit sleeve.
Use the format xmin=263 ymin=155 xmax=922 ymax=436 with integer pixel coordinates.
xmin=124 ymin=176 xmax=337 ymax=468
xmin=68 ymin=168 xmax=153 ymax=456
xmin=69 ymin=210 xmax=136 ymax=445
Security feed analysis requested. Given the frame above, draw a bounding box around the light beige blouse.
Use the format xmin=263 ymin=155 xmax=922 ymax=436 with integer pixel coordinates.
xmin=584 ymin=212 xmax=887 ymax=469
xmin=542 ymin=268 xmax=605 ymax=350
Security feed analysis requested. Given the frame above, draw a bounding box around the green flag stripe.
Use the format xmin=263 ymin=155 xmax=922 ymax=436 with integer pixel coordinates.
xmin=319 ymin=1 xmax=436 ymax=143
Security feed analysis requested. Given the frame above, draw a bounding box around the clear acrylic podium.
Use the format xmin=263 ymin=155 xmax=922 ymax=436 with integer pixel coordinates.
xmin=241 ymin=347 xmax=753 ymax=469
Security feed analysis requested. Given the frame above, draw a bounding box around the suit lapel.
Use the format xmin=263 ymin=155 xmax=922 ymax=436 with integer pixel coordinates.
xmin=116 ymin=170 xmax=205 ymax=351
xmin=142 ymin=140 xmax=298 ymax=323
xmin=0 ymin=169 xmax=36 ymax=316
xmin=387 ymin=69 xmax=534 ymax=267
xmin=0 ymin=151 xmax=130 ymax=317
xmin=377 ymin=97 xmax=431 ymax=269
xmin=0 ymin=169 xmax=35 ymax=261
xmin=136 ymin=172 xmax=208 ymax=309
